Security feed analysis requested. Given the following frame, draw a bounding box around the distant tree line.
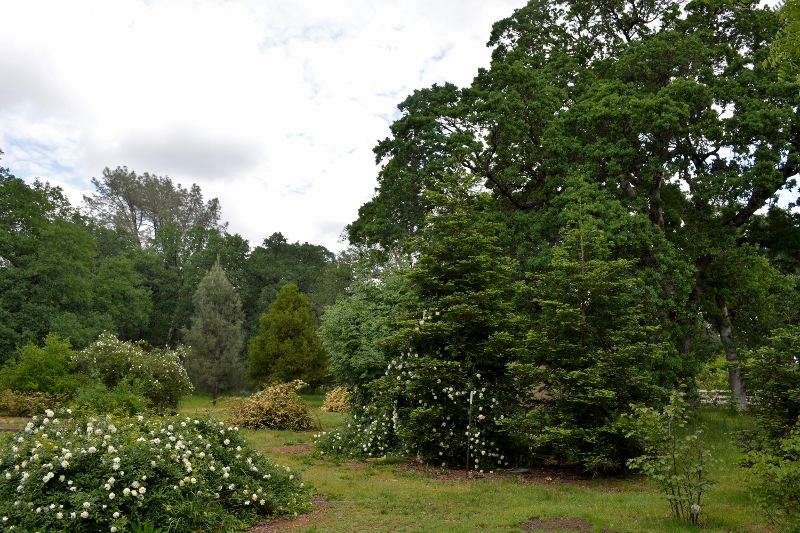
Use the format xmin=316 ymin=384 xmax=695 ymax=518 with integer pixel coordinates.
xmin=0 ymin=154 xmax=350 ymax=394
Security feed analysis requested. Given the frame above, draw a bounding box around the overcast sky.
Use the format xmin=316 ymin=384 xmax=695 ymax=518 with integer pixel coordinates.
xmin=0 ymin=0 xmax=527 ymax=252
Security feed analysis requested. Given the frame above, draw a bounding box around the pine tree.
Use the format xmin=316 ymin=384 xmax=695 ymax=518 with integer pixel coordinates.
xmin=247 ymin=283 xmax=328 ymax=388
xmin=183 ymin=257 xmax=246 ymax=404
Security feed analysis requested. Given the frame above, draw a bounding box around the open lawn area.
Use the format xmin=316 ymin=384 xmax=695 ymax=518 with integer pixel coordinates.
xmin=177 ymin=394 xmax=773 ymax=533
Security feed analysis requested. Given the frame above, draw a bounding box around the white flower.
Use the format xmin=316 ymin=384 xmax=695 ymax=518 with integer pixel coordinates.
xmin=223 ymin=439 xmax=230 ymax=445
xmin=81 ymin=511 xmax=89 ymax=518
xmin=113 ymin=512 xmax=120 ymax=518
xmin=139 ymin=487 xmax=146 ymax=494
xmin=109 ymin=493 xmax=115 ymax=499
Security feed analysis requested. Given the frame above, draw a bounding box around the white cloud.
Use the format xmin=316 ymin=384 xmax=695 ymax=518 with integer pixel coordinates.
xmin=0 ymin=0 xmax=526 ymax=251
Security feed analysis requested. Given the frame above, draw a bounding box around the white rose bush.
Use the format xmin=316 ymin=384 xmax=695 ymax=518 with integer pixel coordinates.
xmin=0 ymin=409 xmax=310 ymax=532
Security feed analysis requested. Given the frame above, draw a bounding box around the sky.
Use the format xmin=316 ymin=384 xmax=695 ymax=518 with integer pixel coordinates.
xmin=0 ymin=0 xmax=527 ymax=253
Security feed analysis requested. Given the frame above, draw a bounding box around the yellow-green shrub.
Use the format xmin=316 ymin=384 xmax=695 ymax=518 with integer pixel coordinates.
xmin=0 ymin=389 xmax=67 ymax=416
xmin=229 ymin=380 xmax=314 ymax=430
xmin=321 ymin=386 xmax=350 ymax=413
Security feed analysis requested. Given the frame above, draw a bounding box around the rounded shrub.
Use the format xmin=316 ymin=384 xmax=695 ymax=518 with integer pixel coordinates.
xmin=0 ymin=409 xmax=310 ymax=532
xmin=229 ymin=381 xmax=314 ymax=431
xmin=320 ymin=386 xmax=350 ymax=413
xmin=0 ymin=389 xmax=68 ymax=417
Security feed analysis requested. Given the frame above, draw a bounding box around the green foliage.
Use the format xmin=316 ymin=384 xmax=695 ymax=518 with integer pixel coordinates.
xmin=741 ymin=326 xmax=800 ymax=449
xmin=0 ymin=172 xmax=102 ymax=356
xmin=73 ymin=332 xmax=193 ymax=412
xmin=241 ymin=232 xmax=334 ymax=334
xmin=346 ymin=0 xmax=800 ymax=409
xmin=627 ymin=390 xmax=717 ymax=526
xmin=0 ymin=410 xmax=310 ymax=532
xmin=229 ymin=380 xmax=314 ymax=431
xmin=0 ymin=333 xmax=83 ymax=397
xmin=511 ymin=191 xmax=668 ymax=475
xmin=744 ymin=418 xmax=800 ymax=532
xmin=83 ymin=166 xmax=223 ymax=247
xmin=324 ymin=175 xmax=524 ymax=470
xmin=91 ymin=255 xmax=152 ymax=342
xmin=71 ymin=380 xmax=151 ymax=417
xmin=318 ymin=258 xmax=413 ymax=389
xmin=766 ymin=0 xmax=800 ymax=86
xmin=320 ymin=386 xmax=350 ymax=413
xmin=247 ymin=283 xmax=329 ymax=388
xmin=183 ymin=259 xmax=247 ymax=396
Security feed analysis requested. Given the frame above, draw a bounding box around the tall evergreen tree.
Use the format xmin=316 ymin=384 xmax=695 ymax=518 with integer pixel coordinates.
xmin=366 ymin=173 xmax=525 ymax=467
xmin=247 ymin=283 xmax=328 ymax=388
xmin=183 ymin=258 xmax=246 ymax=404
xmin=513 ymin=191 xmax=668 ymax=475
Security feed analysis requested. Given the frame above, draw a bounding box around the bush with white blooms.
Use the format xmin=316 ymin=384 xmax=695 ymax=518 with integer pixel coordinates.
xmin=0 ymin=409 xmax=310 ymax=532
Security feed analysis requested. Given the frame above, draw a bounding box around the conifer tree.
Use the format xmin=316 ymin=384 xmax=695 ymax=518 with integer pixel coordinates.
xmin=367 ymin=173 xmax=525 ymax=469
xmin=513 ymin=195 xmax=668 ymax=475
xmin=183 ymin=257 xmax=246 ymax=404
xmin=247 ymin=283 xmax=328 ymax=388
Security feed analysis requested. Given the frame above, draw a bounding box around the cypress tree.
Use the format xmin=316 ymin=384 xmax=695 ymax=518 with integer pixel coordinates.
xmin=184 ymin=257 xmax=246 ymax=404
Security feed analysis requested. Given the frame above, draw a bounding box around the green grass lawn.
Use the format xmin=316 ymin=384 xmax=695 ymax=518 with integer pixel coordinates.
xmin=179 ymin=392 xmax=774 ymax=533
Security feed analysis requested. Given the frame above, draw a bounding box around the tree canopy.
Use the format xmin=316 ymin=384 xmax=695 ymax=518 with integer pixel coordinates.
xmin=347 ymin=0 xmax=800 ymax=407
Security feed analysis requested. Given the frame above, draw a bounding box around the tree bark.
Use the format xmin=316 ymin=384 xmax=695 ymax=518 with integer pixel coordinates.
xmin=715 ymin=303 xmax=747 ymax=410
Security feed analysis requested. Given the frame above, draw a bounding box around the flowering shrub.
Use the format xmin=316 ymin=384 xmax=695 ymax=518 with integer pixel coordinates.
xmin=0 ymin=409 xmax=310 ymax=532
xmin=315 ymin=319 xmax=517 ymax=473
xmin=229 ymin=381 xmax=314 ymax=431
xmin=73 ymin=333 xmax=193 ymax=412
xmin=320 ymin=387 xmax=350 ymax=413
xmin=315 ymin=403 xmax=406 ymax=459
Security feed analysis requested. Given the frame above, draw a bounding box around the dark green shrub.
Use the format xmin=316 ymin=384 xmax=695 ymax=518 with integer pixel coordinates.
xmin=741 ymin=326 xmax=800 ymax=447
xmin=247 ymin=283 xmax=329 ymax=389
xmin=71 ymin=380 xmax=150 ymax=417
